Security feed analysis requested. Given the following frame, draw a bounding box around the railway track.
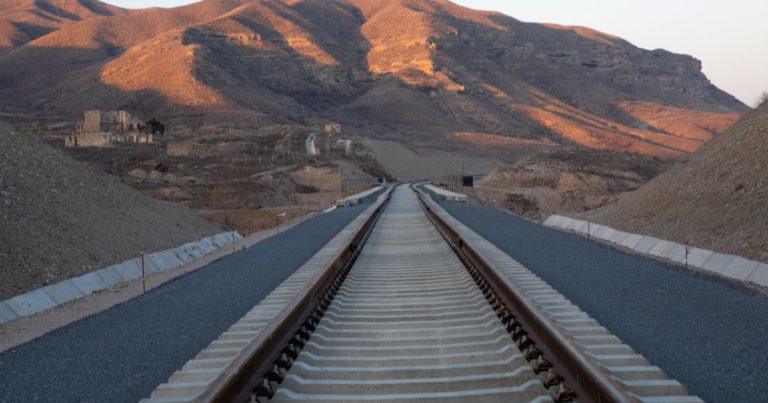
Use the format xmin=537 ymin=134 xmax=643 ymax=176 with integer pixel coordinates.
xmin=144 ymin=185 xmax=700 ymax=403
xmin=269 ymin=187 xmax=552 ymax=402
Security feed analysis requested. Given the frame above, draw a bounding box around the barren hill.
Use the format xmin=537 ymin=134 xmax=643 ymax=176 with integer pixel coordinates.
xmin=0 ymin=0 xmax=131 ymax=47
xmin=0 ymin=0 xmax=748 ymax=159
xmin=584 ymin=102 xmax=768 ymax=262
xmin=0 ymin=121 xmax=222 ymax=299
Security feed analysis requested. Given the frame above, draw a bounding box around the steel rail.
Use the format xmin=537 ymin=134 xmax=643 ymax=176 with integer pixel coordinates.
xmin=415 ymin=186 xmax=632 ymax=403
xmin=193 ymin=188 xmax=393 ymax=403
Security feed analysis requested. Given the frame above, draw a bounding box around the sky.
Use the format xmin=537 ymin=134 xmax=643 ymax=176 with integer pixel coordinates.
xmin=103 ymin=0 xmax=768 ymax=106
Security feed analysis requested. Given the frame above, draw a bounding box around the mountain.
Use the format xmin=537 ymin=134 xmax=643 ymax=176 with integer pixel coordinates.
xmin=0 ymin=120 xmax=221 ymax=299
xmin=584 ymin=101 xmax=768 ymax=262
xmin=0 ymin=0 xmax=131 ymax=47
xmin=0 ymin=0 xmax=748 ymax=159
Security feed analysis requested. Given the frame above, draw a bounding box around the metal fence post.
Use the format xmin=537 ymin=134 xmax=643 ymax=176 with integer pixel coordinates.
xmin=141 ymin=252 xmax=146 ymax=293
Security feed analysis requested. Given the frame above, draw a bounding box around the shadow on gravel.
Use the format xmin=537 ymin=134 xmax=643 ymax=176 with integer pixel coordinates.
xmin=441 ymin=201 xmax=768 ymax=403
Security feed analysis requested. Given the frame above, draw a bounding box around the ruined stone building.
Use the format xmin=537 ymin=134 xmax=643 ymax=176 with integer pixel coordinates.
xmin=65 ymin=110 xmax=151 ymax=148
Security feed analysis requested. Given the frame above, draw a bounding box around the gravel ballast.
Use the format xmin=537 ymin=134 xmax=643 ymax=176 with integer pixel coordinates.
xmin=440 ymin=201 xmax=768 ymax=403
xmin=0 ymin=204 xmax=368 ymax=403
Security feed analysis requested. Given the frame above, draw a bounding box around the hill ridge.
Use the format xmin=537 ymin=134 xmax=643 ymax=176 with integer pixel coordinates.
xmin=0 ymin=0 xmax=748 ymax=158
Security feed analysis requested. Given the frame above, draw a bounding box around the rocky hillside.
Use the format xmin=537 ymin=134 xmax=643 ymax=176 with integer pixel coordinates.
xmin=0 ymin=121 xmax=222 ymax=299
xmin=584 ymin=102 xmax=768 ymax=262
xmin=0 ymin=0 xmax=131 ymax=47
xmin=0 ymin=0 xmax=747 ymax=159
xmin=472 ymin=150 xmax=667 ymax=219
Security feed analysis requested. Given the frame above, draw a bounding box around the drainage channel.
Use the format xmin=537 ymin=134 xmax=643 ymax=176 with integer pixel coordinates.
xmin=266 ymin=186 xmax=553 ymax=402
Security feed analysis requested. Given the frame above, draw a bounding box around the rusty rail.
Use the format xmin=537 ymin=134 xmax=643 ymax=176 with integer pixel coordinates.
xmin=193 ymin=188 xmax=392 ymax=403
xmin=415 ymin=185 xmax=632 ymax=403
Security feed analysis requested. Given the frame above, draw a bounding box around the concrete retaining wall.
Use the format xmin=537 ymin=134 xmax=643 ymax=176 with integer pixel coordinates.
xmin=423 ymin=184 xmax=469 ymax=203
xmin=0 ymin=231 xmax=242 ymax=326
xmin=544 ymin=215 xmax=768 ymax=290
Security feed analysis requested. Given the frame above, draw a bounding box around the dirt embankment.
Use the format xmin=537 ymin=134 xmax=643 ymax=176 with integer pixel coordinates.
xmin=583 ymin=103 xmax=768 ymax=262
xmin=0 ymin=122 xmax=222 ymax=299
xmin=469 ymin=151 xmax=666 ymax=219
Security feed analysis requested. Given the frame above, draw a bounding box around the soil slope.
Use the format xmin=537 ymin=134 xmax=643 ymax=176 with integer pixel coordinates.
xmin=584 ymin=102 xmax=768 ymax=262
xmin=0 ymin=0 xmax=131 ymax=47
xmin=0 ymin=122 xmax=222 ymax=299
xmin=0 ymin=0 xmax=747 ymax=159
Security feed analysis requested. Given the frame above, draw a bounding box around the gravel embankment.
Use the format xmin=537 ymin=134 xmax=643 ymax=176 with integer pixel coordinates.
xmin=0 ymin=203 xmax=368 ymax=403
xmin=0 ymin=122 xmax=221 ymax=300
xmin=440 ymin=201 xmax=768 ymax=403
xmin=583 ymin=102 xmax=768 ymax=263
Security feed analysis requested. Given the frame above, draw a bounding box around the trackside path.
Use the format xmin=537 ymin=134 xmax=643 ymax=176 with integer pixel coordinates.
xmin=439 ymin=201 xmax=768 ymax=403
xmin=0 ymin=205 xmax=370 ymax=403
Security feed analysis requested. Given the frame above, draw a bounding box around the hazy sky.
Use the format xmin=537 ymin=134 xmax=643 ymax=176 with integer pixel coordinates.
xmin=103 ymin=0 xmax=767 ymax=106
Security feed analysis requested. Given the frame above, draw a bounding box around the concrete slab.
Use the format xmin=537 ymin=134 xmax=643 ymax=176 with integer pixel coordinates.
xmin=701 ymin=253 xmax=738 ymax=275
xmin=544 ymin=215 xmax=562 ymax=227
xmin=110 ymin=258 xmax=143 ymax=281
xmin=41 ymin=280 xmax=86 ymax=305
xmin=596 ymin=227 xmax=616 ymax=241
xmin=557 ymin=217 xmax=574 ymax=230
xmin=568 ymin=220 xmax=584 ymax=231
xmin=6 ymin=289 xmax=58 ymax=317
xmin=209 ymin=234 xmax=225 ymax=248
xmin=197 ymin=238 xmax=218 ymax=254
xmin=722 ymin=257 xmax=761 ymax=281
xmin=141 ymin=258 xmax=163 ymax=275
xmin=0 ymin=301 xmax=19 ymax=324
xmin=574 ymin=221 xmax=589 ymax=233
xmin=591 ymin=225 xmax=608 ymax=238
xmin=620 ymin=234 xmax=644 ymax=250
xmin=687 ymin=248 xmax=716 ymax=269
xmin=665 ymin=244 xmax=688 ymax=264
xmin=648 ymin=240 xmax=675 ymax=258
xmin=190 ymin=243 xmax=207 ymax=257
xmin=609 ymin=231 xmax=630 ymax=245
xmin=96 ymin=266 xmax=126 ymax=288
xmin=173 ymin=243 xmax=198 ymax=263
xmin=72 ymin=272 xmax=110 ymax=296
xmin=213 ymin=233 xmax=236 ymax=248
xmin=147 ymin=251 xmax=184 ymax=273
xmin=747 ymin=263 xmax=768 ymax=287
xmin=634 ymin=237 xmax=661 ymax=254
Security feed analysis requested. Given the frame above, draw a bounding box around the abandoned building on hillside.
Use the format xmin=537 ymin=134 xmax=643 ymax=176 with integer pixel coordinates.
xmin=65 ymin=110 xmax=152 ymax=148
